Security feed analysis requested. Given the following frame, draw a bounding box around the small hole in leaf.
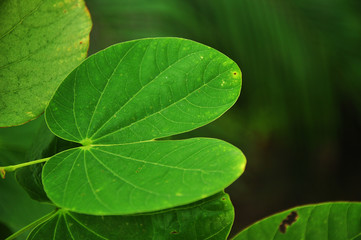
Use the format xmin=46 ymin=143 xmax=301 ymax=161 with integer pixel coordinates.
xmin=279 ymin=211 xmax=298 ymax=233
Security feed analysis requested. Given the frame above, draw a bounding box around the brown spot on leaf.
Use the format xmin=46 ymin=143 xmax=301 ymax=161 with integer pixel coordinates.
xmin=170 ymin=230 xmax=179 ymax=234
xmin=279 ymin=211 xmax=298 ymax=234
xmin=80 ymin=41 xmax=83 ymax=44
xmin=233 ymin=72 xmax=237 ymax=75
xmin=0 ymin=169 xmax=5 ymax=179
xmin=221 ymin=197 xmax=226 ymax=201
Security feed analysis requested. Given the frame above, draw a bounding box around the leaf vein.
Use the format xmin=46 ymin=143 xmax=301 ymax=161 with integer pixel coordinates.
xmin=89 ymin=49 xmax=211 ymax=140
xmin=89 ymin=150 xmax=162 ymax=196
xmin=84 ymin=150 xmax=112 ymax=210
xmin=67 ymin=213 xmax=109 ymax=240
xmin=85 ymin=41 xmax=141 ymax=138
xmin=93 ymin=66 xmax=232 ymax=142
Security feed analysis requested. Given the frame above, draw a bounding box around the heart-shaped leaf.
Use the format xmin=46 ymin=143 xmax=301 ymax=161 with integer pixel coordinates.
xmin=44 ymin=38 xmax=245 ymax=215
xmin=27 ymin=192 xmax=234 ymax=240
xmin=233 ymin=202 xmax=361 ymax=240
xmin=0 ymin=0 xmax=92 ymax=127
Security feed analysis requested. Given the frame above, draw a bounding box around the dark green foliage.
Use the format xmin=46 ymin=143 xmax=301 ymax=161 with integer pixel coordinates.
xmin=0 ymin=221 xmax=12 ymax=239
xmin=0 ymin=118 xmax=54 ymax=240
xmin=28 ymin=192 xmax=234 ymax=240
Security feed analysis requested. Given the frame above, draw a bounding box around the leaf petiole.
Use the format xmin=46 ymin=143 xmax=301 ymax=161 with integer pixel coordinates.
xmin=5 ymin=209 xmax=59 ymax=240
xmin=0 ymin=157 xmax=50 ymax=178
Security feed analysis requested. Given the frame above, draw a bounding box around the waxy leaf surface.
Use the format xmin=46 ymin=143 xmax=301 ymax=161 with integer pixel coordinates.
xmin=233 ymin=202 xmax=361 ymax=240
xmin=44 ymin=38 xmax=244 ymax=215
xmin=28 ymin=192 xmax=234 ymax=240
xmin=0 ymin=0 xmax=92 ymax=127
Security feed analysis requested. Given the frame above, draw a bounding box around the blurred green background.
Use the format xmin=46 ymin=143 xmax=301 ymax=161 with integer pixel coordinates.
xmin=1 ymin=0 xmax=360 ymax=238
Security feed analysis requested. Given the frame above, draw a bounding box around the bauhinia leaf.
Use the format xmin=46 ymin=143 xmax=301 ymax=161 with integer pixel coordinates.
xmin=44 ymin=37 xmax=244 ymax=215
xmin=233 ymin=202 xmax=361 ymax=240
xmin=27 ymin=192 xmax=234 ymax=240
xmin=0 ymin=0 xmax=92 ymax=127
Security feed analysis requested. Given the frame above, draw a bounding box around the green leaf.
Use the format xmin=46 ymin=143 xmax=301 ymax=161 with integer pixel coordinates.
xmin=43 ymin=37 xmax=244 ymax=215
xmin=0 ymin=0 xmax=92 ymax=127
xmin=27 ymin=192 xmax=234 ymax=240
xmin=232 ymin=202 xmax=361 ymax=240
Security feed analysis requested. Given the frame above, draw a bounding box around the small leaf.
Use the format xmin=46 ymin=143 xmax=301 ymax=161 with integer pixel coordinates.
xmin=27 ymin=192 xmax=234 ymax=240
xmin=43 ymin=38 xmax=244 ymax=215
xmin=43 ymin=138 xmax=245 ymax=215
xmin=0 ymin=0 xmax=92 ymax=127
xmin=232 ymin=202 xmax=361 ymax=240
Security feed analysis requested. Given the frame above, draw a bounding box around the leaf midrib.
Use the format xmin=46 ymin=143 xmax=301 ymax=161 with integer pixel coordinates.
xmin=84 ymin=41 xmax=141 ymax=139
xmin=92 ymin=142 xmax=225 ymax=173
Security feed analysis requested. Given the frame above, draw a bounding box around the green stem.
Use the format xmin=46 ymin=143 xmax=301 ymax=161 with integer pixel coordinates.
xmin=5 ymin=209 xmax=59 ymax=240
xmin=0 ymin=157 xmax=50 ymax=178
